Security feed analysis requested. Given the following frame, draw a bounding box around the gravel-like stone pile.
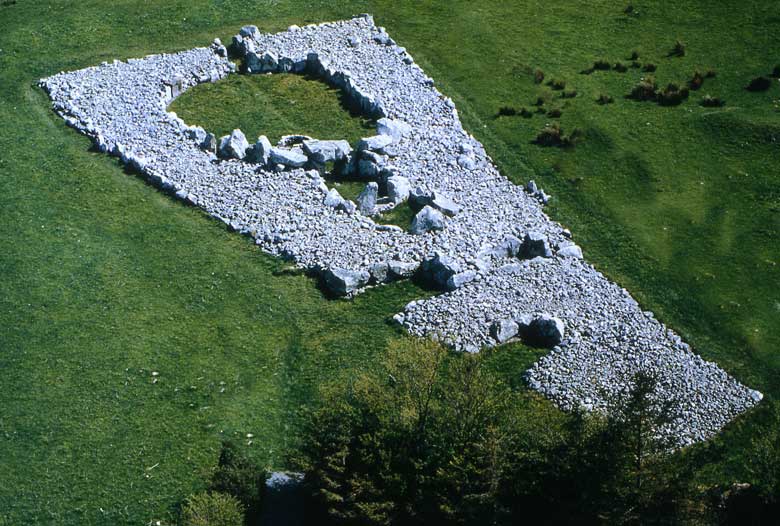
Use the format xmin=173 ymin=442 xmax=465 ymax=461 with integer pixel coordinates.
xmin=40 ymin=15 xmax=761 ymax=445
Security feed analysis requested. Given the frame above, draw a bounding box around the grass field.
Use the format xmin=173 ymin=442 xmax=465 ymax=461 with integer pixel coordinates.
xmin=1 ymin=1 xmax=778 ymax=524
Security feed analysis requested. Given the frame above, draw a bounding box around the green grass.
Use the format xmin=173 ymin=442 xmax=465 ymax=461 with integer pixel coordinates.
xmin=170 ymin=73 xmax=375 ymax=146
xmin=1 ymin=1 xmax=778 ymax=524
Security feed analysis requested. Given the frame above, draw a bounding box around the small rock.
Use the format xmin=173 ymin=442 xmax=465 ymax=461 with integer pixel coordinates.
xmin=526 ymin=314 xmax=565 ymax=348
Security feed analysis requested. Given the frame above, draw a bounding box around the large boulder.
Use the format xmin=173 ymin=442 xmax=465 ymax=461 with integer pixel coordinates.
xmin=491 ymin=319 xmax=520 ymax=344
xmin=430 ymin=191 xmax=461 ymax=217
xmin=409 ymin=188 xmax=460 ymax=216
xmin=323 ymin=188 xmax=345 ymax=208
xmin=558 ymin=243 xmax=583 ymax=259
xmin=322 ymin=267 xmax=370 ymax=296
xmin=388 ymin=260 xmax=417 ymax=279
xmin=246 ymin=135 xmax=273 ymax=165
xmin=357 ymin=134 xmax=393 ymax=152
xmin=357 ymin=182 xmax=378 ymax=215
xmin=302 ymin=139 xmax=352 ymax=164
xmin=218 ymin=129 xmax=250 ymax=160
xmin=376 ymin=118 xmax=412 ymax=142
xmin=419 ymin=252 xmax=462 ymax=289
xmin=239 ymin=25 xmax=259 ymax=38
xmin=525 ymin=314 xmax=565 ymax=348
xmin=269 ymin=147 xmax=308 ymax=168
xmin=410 ymin=205 xmax=446 ymax=235
xmin=357 ymin=150 xmax=386 ymax=179
xmin=518 ymin=231 xmax=552 ymax=259
xmin=446 ymin=270 xmax=476 ymax=290
xmin=386 ymin=174 xmax=411 ymax=204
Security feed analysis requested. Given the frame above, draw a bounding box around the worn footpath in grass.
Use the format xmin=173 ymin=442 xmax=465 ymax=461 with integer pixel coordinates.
xmin=0 ymin=1 xmax=778 ymax=524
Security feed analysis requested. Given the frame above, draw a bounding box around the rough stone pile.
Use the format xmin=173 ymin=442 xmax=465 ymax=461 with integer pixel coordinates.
xmin=40 ymin=15 xmax=761 ymax=445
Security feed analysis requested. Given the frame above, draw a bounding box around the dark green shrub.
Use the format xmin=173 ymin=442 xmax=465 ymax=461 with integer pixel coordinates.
xmin=629 ymin=50 xmax=640 ymax=61
xmin=746 ymin=76 xmax=772 ymax=92
xmin=624 ymin=4 xmax=634 ymax=14
xmin=614 ymin=62 xmax=628 ymax=73
xmin=594 ymin=59 xmax=611 ymax=71
xmin=209 ymin=441 xmax=266 ymax=521
xmin=631 ymin=60 xmax=641 ymax=69
xmin=497 ymin=106 xmax=518 ymax=117
xmin=771 ymin=65 xmax=780 ymax=78
xmin=657 ymin=83 xmax=690 ymax=106
xmin=700 ymin=94 xmax=725 ymax=107
xmin=548 ymin=78 xmax=567 ymax=90
xmin=628 ymin=76 xmax=658 ymax=101
xmin=643 ymin=63 xmax=657 ymax=72
xmin=596 ymin=93 xmax=614 ymax=105
xmin=534 ymin=123 xmax=581 ymax=147
xmin=533 ymin=68 xmax=545 ymax=84
xmin=519 ymin=107 xmax=534 ymax=118
xmin=533 ymin=95 xmax=546 ymax=106
xmin=181 ymin=492 xmax=245 ymax=526
xmin=547 ymin=108 xmax=562 ymax=118
xmin=705 ymin=68 xmax=717 ymax=78
xmin=561 ymin=89 xmax=577 ymax=99
xmin=689 ymin=70 xmax=704 ymax=90
xmin=669 ymin=40 xmax=686 ymax=57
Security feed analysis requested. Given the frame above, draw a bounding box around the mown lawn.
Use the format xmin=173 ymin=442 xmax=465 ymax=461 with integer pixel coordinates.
xmin=0 ymin=1 xmax=778 ymax=524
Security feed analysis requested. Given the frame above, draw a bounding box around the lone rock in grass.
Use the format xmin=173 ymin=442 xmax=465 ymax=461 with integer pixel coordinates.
xmin=410 ymin=205 xmax=446 ymax=235
xmin=218 ymin=129 xmax=250 ymax=160
xmin=322 ymin=267 xmax=370 ymax=296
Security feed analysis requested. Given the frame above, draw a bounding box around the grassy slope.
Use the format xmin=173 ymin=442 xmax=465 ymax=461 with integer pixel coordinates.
xmin=0 ymin=1 xmax=777 ymax=524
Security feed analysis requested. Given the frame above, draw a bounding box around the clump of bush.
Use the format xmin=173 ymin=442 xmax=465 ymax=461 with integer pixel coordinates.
xmin=746 ymin=76 xmax=772 ymax=92
xmin=700 ymin=94 xmax=725 ymax=107
xmin=534 ymin=68 xmax=545 ymax=84
xmin=597 ymin=93 xmax=615 ymax=105
xmin=629 ymin=50 xmax=640 ymax=60
xmin=614 ymin=62 xmax=628 ymax=73
xmin=669 ymin=39 xmax=686 ymax=57
xmin=594 ymin=58 xmax=611 ymax=71
xmin=643 ymin=63 xmax=657 ymax=72
xmin=292 ymin=339 xmax=697 ymax=526
xmin=181 ymin=492 xmax=245 ymax=526
xmin=547 ymin=108 xmax=562 ymax=118
xmin=689 ymin=70 xmax=705 ymax=90
xmin=657 ymin=82 xmax=690 ymax=106
xmin=628 ymin=76 xmax=658 ymax=101
xmin=534 ymin=122 xmax=582 ymax=147
xmin=519 ymin=107 xmax=534 ymax=118
xmin=561 ymin=89 xmax=578 ymax=99
xmin=706 ymin=68 xmax=718 ymax=78
xmin=631 ymin=60 xmax=642 ymax=69
xmin=209 ymin=441 xmax=267 ymax=521
xmin=548 ymin=78 xmax=567 ymax=90
xmin=770 ymin=65 xmax=780 ymax=78
xmin=497 ymin=106 xmax=518 ymax=117
xmin=533 ymin=95 xmax=546 ymax=107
